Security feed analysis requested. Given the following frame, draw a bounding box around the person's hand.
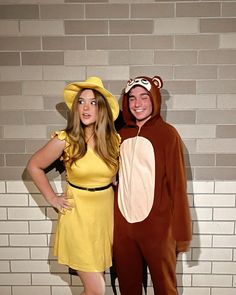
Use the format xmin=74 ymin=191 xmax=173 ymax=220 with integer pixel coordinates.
xmin=49 ymin=193 xmax=73 ymax=214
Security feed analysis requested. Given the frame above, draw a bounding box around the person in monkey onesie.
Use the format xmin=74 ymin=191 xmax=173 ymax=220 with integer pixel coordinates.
xmin=113 ymin=75 xmax=192 ymax=295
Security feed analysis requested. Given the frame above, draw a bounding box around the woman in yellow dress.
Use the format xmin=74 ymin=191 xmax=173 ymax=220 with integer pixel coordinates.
xmin=27 ymin=77 xmax=120 ymax=295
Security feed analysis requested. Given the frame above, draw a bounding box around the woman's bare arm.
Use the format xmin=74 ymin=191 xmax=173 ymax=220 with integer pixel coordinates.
xmin=27 ymin=137 xmax=70 ymax=212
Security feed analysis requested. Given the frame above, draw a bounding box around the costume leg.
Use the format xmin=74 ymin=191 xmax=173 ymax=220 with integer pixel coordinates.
xmin=141 ymin=238 xmax=178 ymax=295
xmin=113 ymin=234 xmax=143 ymax=295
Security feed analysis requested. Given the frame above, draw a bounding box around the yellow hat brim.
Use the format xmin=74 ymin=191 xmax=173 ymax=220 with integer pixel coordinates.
xmin=64 ymin=81 xmax=119 ymax=121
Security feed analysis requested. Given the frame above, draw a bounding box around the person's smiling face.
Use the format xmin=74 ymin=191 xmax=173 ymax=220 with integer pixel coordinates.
xmin=128 ymin=86 xmax=153 ymax=127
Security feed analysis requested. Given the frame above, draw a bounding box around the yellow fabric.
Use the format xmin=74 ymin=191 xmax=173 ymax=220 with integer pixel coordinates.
xmin=52 ymin=130 xmax=117 ymax=272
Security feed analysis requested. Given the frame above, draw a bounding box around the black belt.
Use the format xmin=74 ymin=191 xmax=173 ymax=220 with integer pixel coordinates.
xmin=67 ymin=181 xmax=112 ymax=192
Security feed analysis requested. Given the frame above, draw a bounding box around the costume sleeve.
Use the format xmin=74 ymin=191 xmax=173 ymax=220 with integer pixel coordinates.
xmin=51 ymin=130 xmax=70 ymax=162
xmin=166 ymin=131 xmax=192 ymax=253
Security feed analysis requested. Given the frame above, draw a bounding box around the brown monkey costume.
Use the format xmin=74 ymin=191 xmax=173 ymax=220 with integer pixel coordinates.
xmin=113 ymin=76 xmax=192 ymax=295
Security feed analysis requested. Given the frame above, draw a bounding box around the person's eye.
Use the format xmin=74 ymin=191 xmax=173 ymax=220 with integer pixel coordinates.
xmin=129 ymin=96 xmax=135 ymax=101
xmin=78 ymin=99 xmax=84 ymax=104
xmin=142 ymin=95 xmax=149 ymax=100
xmin=91 ymin=100 xmax=97 ymax=105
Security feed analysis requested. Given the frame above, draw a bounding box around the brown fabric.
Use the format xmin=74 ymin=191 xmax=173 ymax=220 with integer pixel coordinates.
xmin=113 ymin=75 xmax=192 ymax=295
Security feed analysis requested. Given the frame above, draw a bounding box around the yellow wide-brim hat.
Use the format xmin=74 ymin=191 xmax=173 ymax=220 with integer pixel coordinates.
xmin=64 ymin=76 xmax=119 ymax=121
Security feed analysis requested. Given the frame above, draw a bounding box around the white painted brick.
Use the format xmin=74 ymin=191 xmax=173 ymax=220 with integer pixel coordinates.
xmin=49 ymin=261 xmax=68 ymax=273
xmin=71 ymin=274 xmax=83 ymax=285
xmin=0 ymin=273 xmax=31 ymax=285
xmin=0 ymin=208 xmax=6 ymax=220
xmin=191 ymin=208 xmax=212 ymax=221
xmin=177 ymin=261 xmax=211 ymax=273
xmin=20 ymin=20 xmax=64 ymax=36
xmin=0 ymin=247 xmax=29 ymax=259
xmin=191 ymin=234 xmax=212 ymax=247
xmin=47 ymin=207 xmax=59 ymax=220
xmin=215 ymin=182 xmax=236 ymax=193
xmin=220 ymin=33 xmax=236 ymax=48
xmin=0 ymin=261 xmax=9 ymax=272
xmin=10 ymin=234 xmax=47 ymax=246
xmin=192 ymin=274 xmax=232 ymax=287
xmin=234 ymin=276 xmax=236 ymax=287
xmin=48 ymin=233 xmax=56 ymax=247
xmin=31 ymin=247 xmax=53 ymax=260
xmin=0 ymin=287 xmax=11 ymax=295
xmin=212 ymin=288 xmax=236 ymax=295
xmin=194 ymin=194 xmax=235 ymax=207
xmin=0 ymin=221 xmax=28 ymax=234
xmin=197 ymin=139 xmax=236 ymax=153
xmin=234 ymin=250 xmax=236 ymax=261
xmin=0 ymin=235 xmax=9 ymax=246
xmin=193 ymin=248 xmax=232 ymax=261
xmin=217 ymin=94 xmax=236 ymax=109
xmin=0 ymin=182 xmax=5 ymax=193
xmin=7 ymin=181 xmax=39 ymax=193
xmin=0 ymin=21 xmax=18 ymax=35
xmin=11 ymin=260 xmax=50 ymax=272
xmin=174 ymin=124 xmax=215 ymax=139
xmin=155 ymin=18 xmax=199 ymax=34
xmin=8 ymin=208 xmax=46 ymax=220
xmin=29 ymin=194 xmax=49 ymax=207
xmin=0 ymin=194 xmax=28 ymax=206
xmin=213 ymin=262 xmax=236 ymax=274
xmin=213 ymin=235 xmax=236 ymax=248
xmin=30 ymin=220 xmax=53 ymax=234
xmin=52 ymin=181 xmax=66 ymax=194
xmin=187 ymin=181 xmax=214 ymax=194
xmin=176 ymin=274 xmax=192 ymax=286
xmin=214 ymin=208 xmax=236 ymax=220
xmin=172 ymin=94 xmax=216 ymax=109
xmin=0 ymin=66 xmax=42 ymax=81
xmin=32 ymin=273 xmax=70 ymax=285
xmin=12 ymin=286 xmax=51 ymax=295
xmin=188 ymin=194 xmax=194 ymax=207
xmin=180 ymin=287 xmax=210 ymax=295
xmin=194 ymin=222 xmax=234 ymax=234
xmin=87 ymin=66 xmax=129 ymax=80
xmin=43 ymin=66 xmax=86 ymax=81
xmin=177 ymin=251 xmax=191 ymax=262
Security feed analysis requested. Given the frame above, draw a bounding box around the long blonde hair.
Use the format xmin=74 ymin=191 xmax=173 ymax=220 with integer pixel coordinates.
xmin=65 ymin=89 xmax=119 ymax=170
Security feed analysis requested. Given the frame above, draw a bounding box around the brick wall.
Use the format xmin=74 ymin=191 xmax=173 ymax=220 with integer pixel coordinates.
xmin=0 ymin=1 xmax=235 ymax=294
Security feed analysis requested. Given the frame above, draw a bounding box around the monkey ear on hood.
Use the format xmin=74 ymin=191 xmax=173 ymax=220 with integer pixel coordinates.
xmin=152 ymin=76 xmax=163 ymax=89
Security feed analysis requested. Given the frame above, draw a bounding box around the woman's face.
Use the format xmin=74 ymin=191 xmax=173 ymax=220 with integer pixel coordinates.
xmin=78 ymin=89 xmax=98 ymax=127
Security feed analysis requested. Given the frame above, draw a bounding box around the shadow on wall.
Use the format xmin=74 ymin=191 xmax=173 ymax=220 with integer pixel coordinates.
xmin=21 ymin=101 xmax=77 ymax=292
xmin=162 ymin=90 xmax=200 ymax=294
xmin=162 ymin=89 xmax=200 ymax=294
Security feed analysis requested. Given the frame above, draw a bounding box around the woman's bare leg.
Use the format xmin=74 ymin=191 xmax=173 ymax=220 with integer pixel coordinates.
xmin=77 ymin=271 xmax=105 ymax=295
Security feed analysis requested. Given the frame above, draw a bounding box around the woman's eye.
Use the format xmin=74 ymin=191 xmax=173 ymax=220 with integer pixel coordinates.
xmin=91 ymin=100 xmax=97 ymax=105
xmin=78 ymin=99 xmax=84 ymax=104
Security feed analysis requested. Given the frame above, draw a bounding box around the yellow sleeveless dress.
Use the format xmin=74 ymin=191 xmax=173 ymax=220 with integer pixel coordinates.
xmin=52 ymin=130 xmax=117 ymax=272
